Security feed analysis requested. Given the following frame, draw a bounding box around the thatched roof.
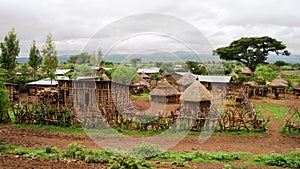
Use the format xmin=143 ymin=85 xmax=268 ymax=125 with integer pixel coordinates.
xmin=133 ymin=75 xmax=150 ymax=87
xmin=149 ymin=79 xmax=179 ymax=96
xmin=270 ymin=76 xmax=288 ymax=86
xmin=240 ymin=68 xmax=252 ymax=75
xmin=180 ymin=81 xmax=212 ymax=102
xmin=229 ymin=71 xmax=239 ymax=78
xmin=293 ymin=82 xmax=300 ymax=90
xmin=101 ymin=73 xmax=110 ymax=81
xmin=243 ymin=81 xmax=258 ymax=87
xmin=177 ymin=71 xmax=195 ymax=86
xmin=140 ymin=72 xmax=150 ymax=79
xmin=269 ymin=82 xmax=288 ymax=87
xmin=162 ymin=70 xmax=170 ymax=77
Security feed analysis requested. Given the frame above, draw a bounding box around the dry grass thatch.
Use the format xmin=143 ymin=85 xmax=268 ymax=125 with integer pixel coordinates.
xmin=149 ymin=80 xmax=179 ymax=96
xmin=293 ymin=82 xmax=300 ymax=90
xmin=101 ymin=73 xmax=110 ymax=81
xmin=133 ymin=75 xmax=150 ymax=87
xmin=229 ymin=71 xmax=239 ymax=78
xmin=180 ymin=81 xmax=212 ymax=102
xmin=269 ymin=82 xmax=288 ymax=87
xmin=177 ymin=71 xmax=195 ymax=86
xmin=270 ymin=76 xmax=289 ymax=86
xmin=240 ymin=68 xmax=252 ymax=75
xmin=243 ymin=81 xmax=258 ymax=87
xmin=140 ymin=72 xmax=150 ymax=79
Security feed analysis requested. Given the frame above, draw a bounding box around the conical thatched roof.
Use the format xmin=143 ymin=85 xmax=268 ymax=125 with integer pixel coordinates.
xmin=180 ymin=81 xmax=212 ymax=102
xmin=101 ymin=73 xmax=110 ymax=81
xmin=149 ymin=79 xmax=179 ymax=96
xmin=133 ymin=75 xmax=150 ymax=87
xmin=140 ymin=72 xmax=150 ymax=79
xmin=293 ymin=82 xmax=300 ymax=90
xmin=229 ymin=71 xmax=239 ymax=78
xmin=270 ymin=76 xmax=288 ymax=86
xmin=162 ymin=70 xmax=170 ymax=77
xmin=177 ymin=71 xmax=195 ymax=86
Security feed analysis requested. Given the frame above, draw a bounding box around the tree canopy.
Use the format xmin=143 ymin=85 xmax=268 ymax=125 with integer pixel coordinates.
xmin=185 ymin=61 xmax=208 ymax=75
xmin=42 ymin=33 xmax=58 ymax=81
xmin=0 ymin=28 xmax=20 ymax=72
xmin=29 ymin=40 xmax=42 ymax=72
xmin=214 ymin=36 xmax=290 ymax=72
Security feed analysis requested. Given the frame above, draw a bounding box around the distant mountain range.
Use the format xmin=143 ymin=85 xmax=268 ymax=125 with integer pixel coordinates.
xmin=16 ymin=51 xmax=300 ymax=64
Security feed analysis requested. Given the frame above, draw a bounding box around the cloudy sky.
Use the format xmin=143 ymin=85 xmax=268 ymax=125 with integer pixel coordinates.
xmin=1 ymin=0 xmax=300 ymax=56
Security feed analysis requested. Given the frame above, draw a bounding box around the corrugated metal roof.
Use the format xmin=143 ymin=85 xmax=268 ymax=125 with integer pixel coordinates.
xmin=137 ymin=68 xmax=160 ymax=74
xmin=27 ymin=78 xmax=58 ymax=86
xmin=197 ymin=75 xmax=232 ymax=83
xmin=55 ymin=69 xmax=72 ymax=75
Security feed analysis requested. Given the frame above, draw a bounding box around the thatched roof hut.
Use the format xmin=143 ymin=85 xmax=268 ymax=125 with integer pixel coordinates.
xmin=180 ymin=81 xmax=212 ymax=102
xmin=150 ymin=79 xmax=180 ymax=103
xmin=293 ymin=82 xmax=300 ymax=90
xmin=270 ymin=76 xmax=288 ymax=99
xmin=240 ymin=68 xmax=253 ymax=76
xmin=177 ymin=71 xmax=196 ymax=92
xmin=270 ymin=76 xmax=289 ymax=86
xmin=101 ymin=73 xmax=110 ymax=81
xmin=133 ymin=75 xmax=150 ymax=87
xmin=293 ymin=82 xmax=300 ymax=97
xmin=140 ymin=72 xmax=150 ymax=80
xmin=229 ymin=71 xmax=239 ymax=78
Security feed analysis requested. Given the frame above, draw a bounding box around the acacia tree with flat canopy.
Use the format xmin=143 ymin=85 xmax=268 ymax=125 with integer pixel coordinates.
xmin=214 ymin=36 xmax=290 ymax=72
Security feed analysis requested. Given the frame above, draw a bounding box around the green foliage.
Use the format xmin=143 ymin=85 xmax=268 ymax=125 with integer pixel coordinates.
xmin=274 ymin=60 xmax=288 ymax=67
xmin=214 ymin=36 xmax=290 ymax=72
xmin=159 ymin=62 xmax=175 ymax=73
xmin=130 ymin=143 xmax=164 ymax=158
xmin=130 ymin=58 xmax=142 ymax=66
xmin=0 ymin=28 xmax=20 ymax=71
xmin=252 ymin=152 xmax=300 ymax=168
xmin=75 ymin=64 xmax=94 ymax=76
xmin=42 ymin=33 xmax=58 ymax=81
xmin=157 ymin=151 xmax=250 ymax=163
xmin=0 ymin=67 xmax=9 ymax=123
xmin=254 ymin=65 xmax=279 ymax=82
xmin=28 ymin=40 xmax=42 ymax=72
xmin=131 ymin=93 xmax=150 ymax=100
xmin=112 ymin=66 xmax=137 ymax=83
xmin=185 ymin=61 xmax=208 ymax=75
xmin=258 ymin=103 xmax=289 ymax=122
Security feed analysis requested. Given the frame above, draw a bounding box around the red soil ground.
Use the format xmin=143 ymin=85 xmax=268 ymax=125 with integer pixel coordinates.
xmin=0 ymin=95 xmax=299 ymax=168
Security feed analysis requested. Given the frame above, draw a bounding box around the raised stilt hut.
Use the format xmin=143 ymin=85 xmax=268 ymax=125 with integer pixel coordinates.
xmin=150 ymin=79 xmax=180 ymax=103
xmin=177 ymin=71 xmax=195 ymax=92
xmin=180 ymin=81 xmax=212 ymax=112
xmin=270 ymin=76 xmax=288 ymax=99
xmin=293 ymin=82 xmax=300 ymax=98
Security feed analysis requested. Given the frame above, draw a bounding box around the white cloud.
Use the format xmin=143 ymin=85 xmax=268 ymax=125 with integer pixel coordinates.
xmin=0 ymin=0 xmax=299 ymax=56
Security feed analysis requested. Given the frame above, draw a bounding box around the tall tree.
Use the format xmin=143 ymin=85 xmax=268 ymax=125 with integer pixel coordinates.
xmin=42 ymin=33 xmax=58 ymax=83
xmin=97 ymin=48 xmax=103 ymax=66
xmin=28 ymin=40 xmax=42 ymax=76
xmin=0 ymin=28 xmax=20 ymax=72
xmin=0 ymin=65 xmax=9 ymax=123
xmin=214 ymin=36 xmax=290 ymax=72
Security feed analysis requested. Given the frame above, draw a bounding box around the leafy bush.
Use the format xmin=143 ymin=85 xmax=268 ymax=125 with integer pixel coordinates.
xmin=130 ymin=143 xmax=164 ymax=158
xmin=252 ymin=152 xmax=300 ymax=168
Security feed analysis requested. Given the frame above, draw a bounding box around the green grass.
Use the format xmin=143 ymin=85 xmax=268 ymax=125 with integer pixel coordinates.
xmin=251 ymin=152 xmax=300 ymax=168
xmin=1 ymin=142 xmax=299 ymax=168
xmin=8 ymin=109 xmax=15 ymax=123
xmin=14 ymin=124 xmax=85 ymax=135
xmin=131 ymin=93 xmax=150 ymax=100
xmin=256 ymin=103 xmax=290 ymax=122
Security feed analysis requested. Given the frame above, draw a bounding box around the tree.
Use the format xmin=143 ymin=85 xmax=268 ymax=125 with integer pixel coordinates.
xmin=0 ymin=66 xmax=9 ymax=123
xmin=214 ymin=36 xmax=290 ymax=72
xmin=42 ymin=33 xmax=58 ymax=83
xmin=274 ymin=60 xmax=288 ymax=67
xmin=90 ymin=51 xmax=97 ymax=66
xmin=185 ymin=61 xmax=208 ymax=75
xmin=130 ymin=58 xmax=142 ymax=66
xmin=0 ymin=28 xmax=20 ymax=72
xmin=97 ymin=48 xmax=103 ymax=66
xmin=28 ymin=40 xmax=42 ymax=76
xmin=112 ymin=66 xmax=137 ymax=83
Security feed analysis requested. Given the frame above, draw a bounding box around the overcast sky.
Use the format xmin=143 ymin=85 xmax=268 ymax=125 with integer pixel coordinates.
xmin=1 ymin=0 xmax=300 ymax=56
